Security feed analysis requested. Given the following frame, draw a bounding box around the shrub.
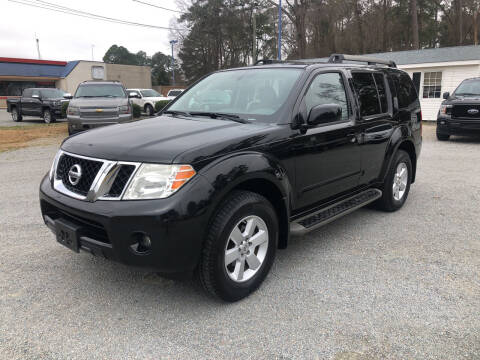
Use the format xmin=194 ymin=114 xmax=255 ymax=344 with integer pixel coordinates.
xmin=154 ymin=100 xmax=170 ymax=112
xmin=61 ymin=101 xmax=69 ymax=117
xmin=132 ymin=103 xmax=142 ymax=118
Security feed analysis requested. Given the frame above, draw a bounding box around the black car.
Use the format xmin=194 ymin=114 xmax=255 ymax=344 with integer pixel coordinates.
xmin=7 ymin=88 xmax=69 ymax=123
xmin=39 ymin=54 xmax=422 ymax=302
xmin=437 ymin=77 xmax=480 ymax=140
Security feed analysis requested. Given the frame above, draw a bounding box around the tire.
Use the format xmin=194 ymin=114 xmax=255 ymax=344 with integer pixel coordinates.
xmin=375 ymin=150 xmax=412 ymax=212
xmin=145 ymin=104 xmax=154 ymax=116
xmin=199 ymin=191 xmax=278 ymax=302
xmin=43 ymin=109 xmax=56 ymax=124
xmin=436 ymin=130 xmax=450 ymax=141
xmin=11 ymin=107 xmax=22 ymax=122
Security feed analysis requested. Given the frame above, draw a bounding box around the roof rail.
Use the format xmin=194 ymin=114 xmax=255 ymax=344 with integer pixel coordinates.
xmin=254 ymin=59 xmax=284 ymax=65
xmin=328 ymin=54 xmax=396 ymax=68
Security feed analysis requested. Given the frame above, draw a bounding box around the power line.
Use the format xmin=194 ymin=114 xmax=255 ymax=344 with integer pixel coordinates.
xmin=8 ymin=0 xmax=183 ymax=30
xmin=132 ymin=0 xmax=185 ymax=14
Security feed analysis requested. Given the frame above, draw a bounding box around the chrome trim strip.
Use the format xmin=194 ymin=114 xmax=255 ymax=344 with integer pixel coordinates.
xmin=52 ymin=150 xmax=141 ymax=202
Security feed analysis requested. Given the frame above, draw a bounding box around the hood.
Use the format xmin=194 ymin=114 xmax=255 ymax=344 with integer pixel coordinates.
xmin=68 ymin=97 xmax=128 ymax=108
xmin=445 ymin=95 xmax=480 ymax=104
xmin=61 ymin=116 xmax=288 ymax=164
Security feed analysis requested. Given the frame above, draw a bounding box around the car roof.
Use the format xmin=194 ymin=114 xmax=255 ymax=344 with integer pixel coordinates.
xmin=80 ymin=80 xmax=123 ymax=85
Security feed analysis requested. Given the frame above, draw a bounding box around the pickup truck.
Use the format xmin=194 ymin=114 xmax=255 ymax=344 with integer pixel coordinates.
xmin=40 ymin=54 xmax=422 ymax=302
xmin=437 ymin=77 xmax=480 ymax=140
xmin=7 ymin=88 xmax=68 ymax=123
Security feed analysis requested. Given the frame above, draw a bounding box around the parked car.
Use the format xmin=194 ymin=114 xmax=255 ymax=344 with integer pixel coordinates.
xmin=40 ymin=54 xmax=422 ymax=302
xmin=166 ymin=88 xmax=184 ymax=100
xmin=6 ymin=88 xmax=68 ymax=123
xmin=66 ymin=81 xmax=133 ymax=135
xmin=127 ymin=88 xmax=169 ymax=116
xmin=437 ymin=77 xmax=480 ymax=141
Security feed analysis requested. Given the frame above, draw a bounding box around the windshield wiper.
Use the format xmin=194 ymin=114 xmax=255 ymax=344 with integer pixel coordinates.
xmin=163 ymin=110 xmax=191 ymax=117
xmin=189 ymin=112 xmax=249 ymax=123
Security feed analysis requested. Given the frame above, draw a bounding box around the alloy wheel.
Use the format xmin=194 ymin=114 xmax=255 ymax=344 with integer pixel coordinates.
xmin=224 ymin=215 xmax=269 ymax=283
xmin=393 ymin=162 xmax=408 ymax=201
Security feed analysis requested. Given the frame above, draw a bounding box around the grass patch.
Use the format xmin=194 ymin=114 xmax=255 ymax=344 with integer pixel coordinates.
xmin=0 ymin=123 xmax=67 ymax=153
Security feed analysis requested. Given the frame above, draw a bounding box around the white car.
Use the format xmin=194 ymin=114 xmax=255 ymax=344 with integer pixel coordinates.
xmin=127 ymin=89 xmax=169 ymax=116
xmin=166 ymin=89 xmax=184 ymax=100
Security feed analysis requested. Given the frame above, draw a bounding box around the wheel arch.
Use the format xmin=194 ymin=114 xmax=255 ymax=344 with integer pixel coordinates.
xmin=381 ymin=137 xmax=417 ymax=184
xmin=199 ymin=152 xmax=292 ymax=250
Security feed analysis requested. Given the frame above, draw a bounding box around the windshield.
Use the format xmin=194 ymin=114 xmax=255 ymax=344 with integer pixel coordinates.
xmin=75 ymin=84 xmax=126 ymax=98
xmin=168 ymin=90 xmax=183 ymax=96
xmin=454 ymin=80 xmax=480 ymax=96
xmin=167 ymin=68 xmax=303 ymax=122
xmin=40 ymin=89 xmax=65 ymax=98
xmin=140 ymin=89 xmax=161 ymax=97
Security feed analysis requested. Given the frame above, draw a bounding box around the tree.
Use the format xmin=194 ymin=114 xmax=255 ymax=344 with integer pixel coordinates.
xmin=411 ymin=0 xmax=420 ymax=49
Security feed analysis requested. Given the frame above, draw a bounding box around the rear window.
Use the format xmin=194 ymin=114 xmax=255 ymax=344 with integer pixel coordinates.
xmin=75 ymin=84 xmax=126 ymax=98
xmin=352 ymin=72 xmax=381 ymax=117
xmin=391 ymin=72 xmax=418 ymax=108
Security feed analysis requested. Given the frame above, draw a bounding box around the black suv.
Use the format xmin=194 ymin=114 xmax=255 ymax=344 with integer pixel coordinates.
xmin=437 ymin=77 xmax=480 ymax=140
xmin=39 ymin=54 xmax=422 ymax=302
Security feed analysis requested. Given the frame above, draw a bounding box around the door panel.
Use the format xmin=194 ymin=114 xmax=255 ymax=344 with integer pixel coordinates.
xmin=293 ymin=71 xmax=362 ymax=209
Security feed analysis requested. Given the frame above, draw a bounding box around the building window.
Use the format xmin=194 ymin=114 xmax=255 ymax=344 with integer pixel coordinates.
xmin=91 ymin=66 xmax=105 ymax=80
xmin=422 ymin=72 xmax=442 ymax=98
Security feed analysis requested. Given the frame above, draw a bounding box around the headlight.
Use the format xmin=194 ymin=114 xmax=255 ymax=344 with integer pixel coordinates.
xmin=440 ymin=105 xmax=452 ymax=115
xmin=119 ymin=105 xmax=130 ymax=114
xmin=67 ymin=106 xmax=79 ymax=116
xmin=49 ymin=150 xmax=62 ymax=181
xmin=123 ymin=164 xmax=196 ymax=200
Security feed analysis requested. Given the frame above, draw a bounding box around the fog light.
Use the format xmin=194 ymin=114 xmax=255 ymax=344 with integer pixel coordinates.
xmin=130 ymin=232 xmax=152 ymax=254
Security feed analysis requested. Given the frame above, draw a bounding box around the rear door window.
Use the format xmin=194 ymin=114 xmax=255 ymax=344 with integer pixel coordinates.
xmin=352 ymin=72 xmax=381 ymax=117
xmin=391 ymin=72 xmax=418 ymax=108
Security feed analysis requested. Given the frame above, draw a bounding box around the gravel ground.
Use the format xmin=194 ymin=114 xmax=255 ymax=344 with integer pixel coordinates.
xmin=0 ymin=109 xmax=66 ymax=127
xmin=0 ymin=125 xmax=479 ymax=360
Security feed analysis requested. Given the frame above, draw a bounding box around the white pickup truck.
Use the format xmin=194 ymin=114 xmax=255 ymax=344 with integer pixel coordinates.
xmin=127 ymin=89 xmax=169 ymax=116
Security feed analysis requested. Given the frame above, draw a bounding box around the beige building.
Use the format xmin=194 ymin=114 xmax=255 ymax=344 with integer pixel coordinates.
xmin=0 ymin=57 xmax=152 ymax=108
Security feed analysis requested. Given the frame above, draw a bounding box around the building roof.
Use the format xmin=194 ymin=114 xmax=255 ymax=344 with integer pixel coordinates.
xmin=359 ymin=45 xmax=480 ymax=65
xmin=0 ymin=57 xmax=78 ymax=79
xmin=301 ymin=45 xmax=480 ymax=66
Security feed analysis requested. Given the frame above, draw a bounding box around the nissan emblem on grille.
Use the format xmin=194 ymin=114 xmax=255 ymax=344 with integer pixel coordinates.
xmin=467 ymin=108 xmax=479 ymax=115
xmin=68 ymin=164 xmax=82 ymax=186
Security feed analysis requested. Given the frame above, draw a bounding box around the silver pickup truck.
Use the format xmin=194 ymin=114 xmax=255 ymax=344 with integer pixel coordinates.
xmin=66 ymin=81 xmax=134 ymax=135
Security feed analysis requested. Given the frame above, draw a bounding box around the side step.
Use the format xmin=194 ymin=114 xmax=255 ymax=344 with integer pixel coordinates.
xmin=290 ymin=189 xmax=382 ymax=236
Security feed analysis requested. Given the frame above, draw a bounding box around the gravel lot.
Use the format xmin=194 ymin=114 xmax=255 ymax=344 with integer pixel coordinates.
xmin=0 ymin=125 xmax=479 ymax=359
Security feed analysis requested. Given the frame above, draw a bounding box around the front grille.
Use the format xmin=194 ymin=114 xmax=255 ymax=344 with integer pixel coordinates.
xmin=452 ymin=104 xmax=480 ymax=119
xmin=104 ymin=165 xmax=136 ymax=198
xmin=80 ymin=108 xmax=118 ymax=119
xmin=56 ymin=154 xmax=103 ymax=196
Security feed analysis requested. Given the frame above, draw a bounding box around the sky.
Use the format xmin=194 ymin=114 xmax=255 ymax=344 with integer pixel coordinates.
xmin=0 ymin=0 xmax=185 ymax=61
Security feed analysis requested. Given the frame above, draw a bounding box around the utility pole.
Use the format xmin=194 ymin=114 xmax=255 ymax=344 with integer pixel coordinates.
xmin=170 ymin=39 xmax=178 ymax=85
xmin=252 ymin=3 xmax=257 ymax=63
xmin=35 ymin=34 xmax=41 ymax=60
xmin=278 ymin=0 xmax=282 ymax=60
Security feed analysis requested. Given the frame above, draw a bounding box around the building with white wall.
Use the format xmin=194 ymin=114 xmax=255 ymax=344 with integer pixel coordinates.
xmin=367 ymin=46 xmax=480 ymax=120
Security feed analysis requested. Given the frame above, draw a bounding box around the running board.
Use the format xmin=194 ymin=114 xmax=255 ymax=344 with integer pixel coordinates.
xmin=290 ymin=189 xmax=382 ymax=236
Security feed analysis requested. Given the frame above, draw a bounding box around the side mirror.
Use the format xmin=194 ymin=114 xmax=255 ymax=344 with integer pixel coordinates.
xmin=129 ymin=92 xmax=140 ymax=99
xmin=63 ymin=93 xmax=73 ymax=99
xmin=443 ymin=92 xmax=450 ymax=100
xmin=307 ymin=104 xmax=342 ymax=126
xmin=32 ymin=94 xmax=40 ymax=99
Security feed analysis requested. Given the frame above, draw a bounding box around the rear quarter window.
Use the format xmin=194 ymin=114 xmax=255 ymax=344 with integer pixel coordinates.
xmin=392 ymin=72 xmax=418 ymax=108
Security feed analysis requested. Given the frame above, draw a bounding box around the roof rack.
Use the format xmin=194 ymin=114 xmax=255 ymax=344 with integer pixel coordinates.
xmin=328 ymin=54 xmax=396 ymax=68
xmin=254 ymin=59 xmax=285 ymax=65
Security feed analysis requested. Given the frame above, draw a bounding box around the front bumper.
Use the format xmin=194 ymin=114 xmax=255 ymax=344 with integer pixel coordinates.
xmin=39 ymin=174 xmax=214 ymax=273
xmin=437 ymin=116 xmax=480 ymax=136
xmin=67 ymin=114 xmax=132 ymax=132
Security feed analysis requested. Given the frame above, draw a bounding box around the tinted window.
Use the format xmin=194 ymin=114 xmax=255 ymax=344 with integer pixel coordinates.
xmin=352 ymin=72 xmax=380 ymax=117
xmin=40 ymin=89 xmax=65 ymax=98
xmin=168 ymin=90 xmax=183 ymax=96
xmin=23 ymin=89 xmax=32 ymax=97
xmin=373 ymin=73 xmax=388 ymax=113
xmin=304 ymin=72 xmax=349 ymax=122
xmin=392 ymin=72 xmax=418 ymax=108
